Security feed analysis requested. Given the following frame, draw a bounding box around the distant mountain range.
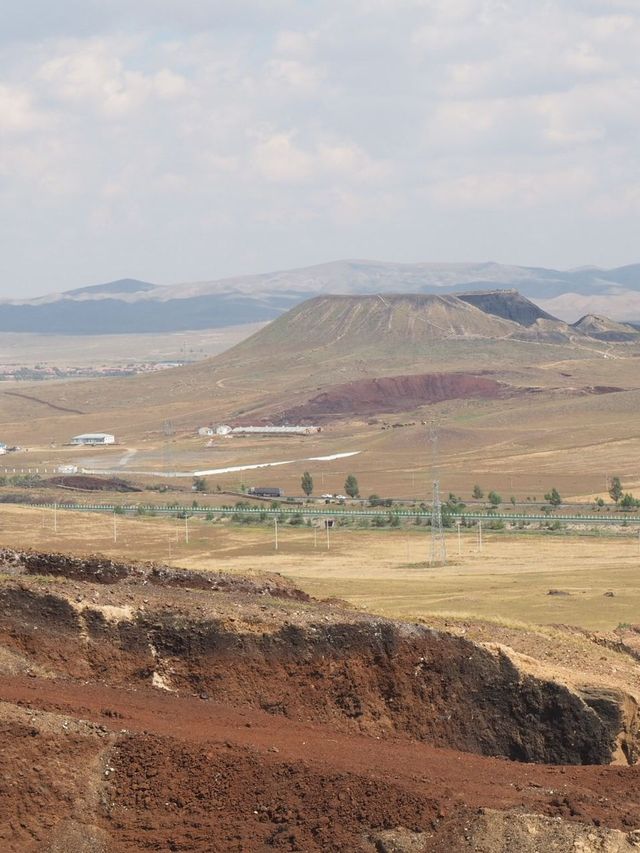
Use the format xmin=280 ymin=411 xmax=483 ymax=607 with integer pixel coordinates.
xmin=2 ymin=260 xmax=640 ymax=334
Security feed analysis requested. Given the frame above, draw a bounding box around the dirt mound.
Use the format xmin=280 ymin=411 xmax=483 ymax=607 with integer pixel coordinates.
xmin=45 ymin=475 xmax=141 ymax=492
xmin=0 ymin=548 xmax=310 ymax=600
xmin=3 ymin=676 xmax=640 ymax=852
xmin=281 ymin=372 xmax=506 ymax=419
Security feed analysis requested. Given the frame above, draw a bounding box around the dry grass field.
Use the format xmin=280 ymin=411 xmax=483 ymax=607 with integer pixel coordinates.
xmin=2 ymin=504 xmax=639 ymax=631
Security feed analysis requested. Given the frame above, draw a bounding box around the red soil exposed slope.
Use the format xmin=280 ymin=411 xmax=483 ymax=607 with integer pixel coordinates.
xmin=282 ymin=372 xmax=505 ymax=419
xmin=2 ymin=550 xmax=640 ymax=851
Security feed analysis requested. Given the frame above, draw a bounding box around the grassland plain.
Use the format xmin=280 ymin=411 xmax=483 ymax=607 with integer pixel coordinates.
xmin=2 ymin=504 xmax=639 ymax=632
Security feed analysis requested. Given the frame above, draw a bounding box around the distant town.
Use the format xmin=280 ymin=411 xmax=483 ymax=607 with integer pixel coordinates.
xmin=0 ymin=361 xmax=186 ymax=381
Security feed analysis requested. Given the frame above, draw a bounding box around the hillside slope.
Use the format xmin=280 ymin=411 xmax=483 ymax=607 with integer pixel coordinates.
xmin=571 ymin=314 xmax=640 ymax=341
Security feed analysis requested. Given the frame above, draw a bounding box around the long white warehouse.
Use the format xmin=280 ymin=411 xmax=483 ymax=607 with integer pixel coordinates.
xmin=215 ymin=425 xmax=321 ymax=436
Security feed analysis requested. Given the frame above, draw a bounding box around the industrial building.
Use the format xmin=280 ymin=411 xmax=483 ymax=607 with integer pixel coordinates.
xmin=70 ymin=433 xmax=116 ymax=446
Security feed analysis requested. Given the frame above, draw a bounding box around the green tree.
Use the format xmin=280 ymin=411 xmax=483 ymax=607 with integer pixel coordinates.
xmin=301 ymin=471 xmax=314 ymax=496
xmin=344 ymin=474 xmax=360 ymax=498
xmin=544 ymin=487 xmax=562 ymax=507
xmin=368 ymin=494 xmax=382 ymax=507
xmin=488 ymin=490 xmax=502 ymax=508
xmin=193 ymin=476 xmax=207 ymax=493
xmin=609 ymin=476 xmax=623 ymax=504
xmin=620 ymin=492 xmax=639 ymax=510
xmin=472 ymin=484 xmax=484 ymax=500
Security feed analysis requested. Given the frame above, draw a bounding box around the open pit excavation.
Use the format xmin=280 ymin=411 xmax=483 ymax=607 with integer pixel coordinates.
xmin=2 ymin=549 xmax=640 ymax=852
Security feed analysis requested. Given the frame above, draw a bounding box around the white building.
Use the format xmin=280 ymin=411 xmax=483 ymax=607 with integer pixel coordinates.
xmin=0 ymin=443 xmax=6 ymax=455
xmin=197 ymin=427 xmax=215 ymax=436
xmin=215 ymin=424 xmax=233 ymax=436
xmin=230 ymin=425 xmax=321 ymax=436
xmin=71 ymin=433 xmax=116 ymax=446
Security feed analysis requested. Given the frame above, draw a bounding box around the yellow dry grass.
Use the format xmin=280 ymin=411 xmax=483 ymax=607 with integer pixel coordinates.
xmin=2 ymin=504 xmax=639 ymax=632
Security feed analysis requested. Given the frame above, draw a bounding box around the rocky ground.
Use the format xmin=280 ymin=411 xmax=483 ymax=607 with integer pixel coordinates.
xmin=1 ymin=548 xmax=640 ymax=852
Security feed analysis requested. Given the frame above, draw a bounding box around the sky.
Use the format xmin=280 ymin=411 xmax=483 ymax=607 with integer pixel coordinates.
xmin=1 ymin=0 xmax=639 ymax=297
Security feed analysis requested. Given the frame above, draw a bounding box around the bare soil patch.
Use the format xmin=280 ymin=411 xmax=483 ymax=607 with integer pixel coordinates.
xmin=281 ymin=372 xmax=506 ymax=420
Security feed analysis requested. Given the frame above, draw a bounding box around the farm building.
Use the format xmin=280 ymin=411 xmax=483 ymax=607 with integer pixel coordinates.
xmin=70 ymin=433 xmax=116 ymax=446
xmin=214 ymin=425 xmax=233 ymax=435
xmin=0 ymin=443 xmax=6 ymax=455
xmin=230 ymin=425 xmax=321 ymax=436
xmin=248 ymin=486 xmax=284 ymax=498
xmin=197 ymin=427 xmax=215 ymax=436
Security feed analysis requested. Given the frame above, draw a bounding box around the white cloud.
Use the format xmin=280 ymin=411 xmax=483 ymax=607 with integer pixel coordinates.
xmin=0 ymin=84 xmax=47 ymax=133
xmin=0 ymin=0 xmax=640 ymax=294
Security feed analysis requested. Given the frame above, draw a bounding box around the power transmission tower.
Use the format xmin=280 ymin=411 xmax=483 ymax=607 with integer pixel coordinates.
xmin=429 ymin=426 xmax=447 ymax=566
xmin=162 ymin=420 xmax=175 ymax=473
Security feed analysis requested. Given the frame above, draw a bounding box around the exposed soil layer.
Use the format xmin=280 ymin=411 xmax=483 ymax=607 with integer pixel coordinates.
xmin=281 ymin=372 xmax=507 ymax=420
xmin=0 ymin=573 xmax=624 ymax=765
xmin=2 ymin=551 xmax=640 ymax=850
xmin=0 ymin=547 xmax=309 ymax=599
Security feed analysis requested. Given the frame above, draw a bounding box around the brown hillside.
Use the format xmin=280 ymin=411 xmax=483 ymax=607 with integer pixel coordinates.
xmin=572 ymin=314 xmax=640 ymax=341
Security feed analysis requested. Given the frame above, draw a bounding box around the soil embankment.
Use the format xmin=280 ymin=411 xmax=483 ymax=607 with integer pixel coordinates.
xmin=1 ymin=549 xmax=640 ymax=851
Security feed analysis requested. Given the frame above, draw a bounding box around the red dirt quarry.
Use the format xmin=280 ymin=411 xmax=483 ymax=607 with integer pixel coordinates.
xmin=1 ymin=549 xmax=640 ymax=852
xmin=281 ymin=372 xmax=506 ymax=420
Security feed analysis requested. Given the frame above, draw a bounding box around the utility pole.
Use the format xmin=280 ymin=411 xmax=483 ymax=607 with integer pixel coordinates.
xmin=113 ymin=512 xmax=117 ymax=543
xmin=185 ymin=515 xmax=189 ymax=544
xmin=274 ymin=518 xmax=278 ymax=551
xmin=429 ymin=426 xmax=446 ymax=566
xmin=477 ymin=520 xmax=483 ymax=552
xmin=457 ymin=520 xmax=462 ymax=556
xmin=326 ymin=522 xmax=330 ymax=550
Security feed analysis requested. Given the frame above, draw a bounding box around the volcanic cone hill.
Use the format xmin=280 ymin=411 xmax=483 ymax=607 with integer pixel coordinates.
xmin=571 ymin=314 xmax=640 ymax=341
xmin=3 ymin=288 xmax=639 ymax=438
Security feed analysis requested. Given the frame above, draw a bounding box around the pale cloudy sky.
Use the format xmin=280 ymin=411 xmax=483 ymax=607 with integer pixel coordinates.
xmin=1 ymin=0 xmax=639 ymax=296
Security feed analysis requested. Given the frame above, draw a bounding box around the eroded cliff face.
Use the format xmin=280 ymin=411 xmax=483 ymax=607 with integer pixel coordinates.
xmin=2 ymin=549 xmax=640 ymax=853
xmin=0 ymin=548 xmax=633 ymax=766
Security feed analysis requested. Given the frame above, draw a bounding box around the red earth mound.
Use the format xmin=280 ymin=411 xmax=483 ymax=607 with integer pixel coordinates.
xmin=281 ymin=372 xmax=505 ymax=420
